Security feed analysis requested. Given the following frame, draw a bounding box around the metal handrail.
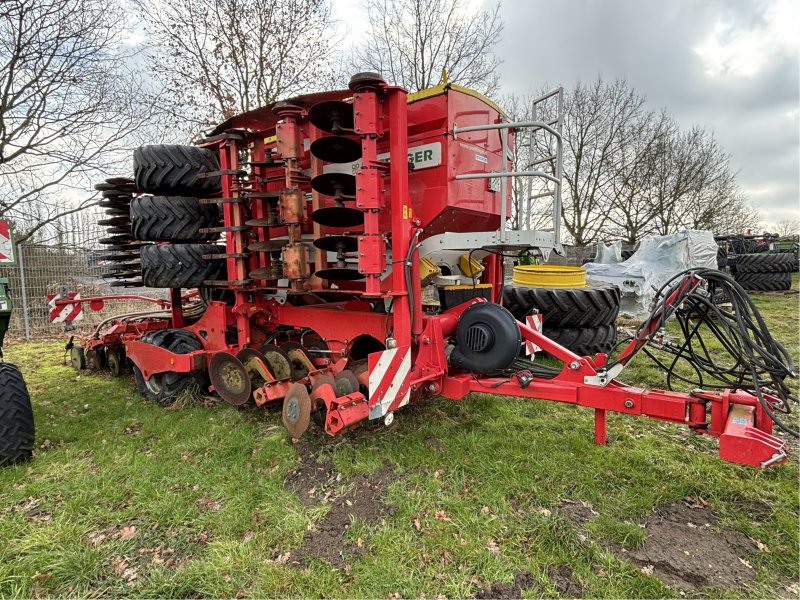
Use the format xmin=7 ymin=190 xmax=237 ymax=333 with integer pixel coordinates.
xmin=451 ymin=91 xmax=564 ymax=246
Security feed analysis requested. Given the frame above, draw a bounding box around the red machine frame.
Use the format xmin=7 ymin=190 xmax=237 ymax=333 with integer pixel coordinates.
xmin=52 ymin=76 xmax=789 ymax=469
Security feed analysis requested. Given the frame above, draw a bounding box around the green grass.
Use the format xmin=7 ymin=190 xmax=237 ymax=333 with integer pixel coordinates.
xmin=0 ymin=288 xmax=798 ymax=598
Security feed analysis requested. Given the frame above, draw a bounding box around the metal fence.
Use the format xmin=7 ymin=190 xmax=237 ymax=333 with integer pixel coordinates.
xmin=0 ymin=244 xmax=165 ymax=341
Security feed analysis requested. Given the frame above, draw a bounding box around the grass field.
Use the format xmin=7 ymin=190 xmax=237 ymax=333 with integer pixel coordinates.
xmin=0 ymin=289 xmax=798 ymax=598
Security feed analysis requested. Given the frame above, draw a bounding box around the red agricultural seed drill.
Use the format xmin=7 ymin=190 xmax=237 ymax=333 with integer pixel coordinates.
xmin=53 ymin=74 xmax=794 ymax=468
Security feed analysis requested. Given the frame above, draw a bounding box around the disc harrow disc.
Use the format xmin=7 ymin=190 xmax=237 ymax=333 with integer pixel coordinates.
xmin=311 ymin=172 xmax=356 ymax=197
xmin=259 ymin=344 xmax=293 ymax=381
xmin=314 ymin=268 xmax=365 ymax=281
xmin=104 ymin=269 xmax=140 ymax=279
xmin=237 ymin=348 xmax=270 ymax=396
xmin=280 ymin=341 xmax=315 ymax=380
xmin=106 ymin=347 xmax=125 ymax=376
xmin=311 ymin=206 xmax=363 ymax=228
xmin=313 ymin=235 xmax=358 ymax=253
xmin=99 ymin=235 xmax=134 ymax=245
xmin=103 ymin=207 xmax=130 ymax=217
xmin=109 ymin=279 xmax=143 ymax=288
xmin=97 ymin=216 xmax=131 ymax=227
xmin=334 ymin=370 xmax=360 ymax=396
xmin=310 ymin=136 xmax=361 ymax=163
xmin=209 ymin=352 xmax=251 ymax=406
xmin=106 ymin=226 xmax=132 ymax=235
xmin=282 ymin=383 xmax=311 ymax=439
xmin=308 ymin=100 xmax=355 ymax=133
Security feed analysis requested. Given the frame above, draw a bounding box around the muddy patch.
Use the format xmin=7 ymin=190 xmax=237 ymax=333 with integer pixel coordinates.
xmin=474 ymin=572 xmax=537 ymax=599
xmin=561 ymin=499 xmax=757 ymax=593
xmin=626 ymin=502 xmax=756 ymax=592
xmin=559 ymin=499 xmax=598 ymax=528
xmin=548 ymin=565 xmax=583 ymax=597
xmin=285 ymin=445 xmax=397 ymax=568
xmin=284 ymin=442 xmax=338 ymax=506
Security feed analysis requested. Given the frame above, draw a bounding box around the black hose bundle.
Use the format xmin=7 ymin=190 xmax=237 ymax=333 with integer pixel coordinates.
xmin=609 ymin=268 xmax=798 ymax=437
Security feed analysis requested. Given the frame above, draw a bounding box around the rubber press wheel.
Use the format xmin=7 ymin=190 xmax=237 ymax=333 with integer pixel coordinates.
xmin=132 ymin=330 xmax=204 ymax=405
xmin=131 ymin=196 xmax=220 ymax=242
xmin=0 ymin=363 xmax=35 ymax=466
xmin=133 ymin=144 xmax=222 ymax=196
xmin=140 ymin=244 xmax=225 ymax=288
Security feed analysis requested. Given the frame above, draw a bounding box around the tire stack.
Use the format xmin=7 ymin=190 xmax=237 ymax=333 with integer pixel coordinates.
xmin=96 ymin=177 xmax=147 ymax=287
xmin=502 ymin=285 xmax=621 ymax=356
xmin=733 ymin=253 xmax=794 ymax=291
xmin=131 ymin=145 xmax=226 ymax=289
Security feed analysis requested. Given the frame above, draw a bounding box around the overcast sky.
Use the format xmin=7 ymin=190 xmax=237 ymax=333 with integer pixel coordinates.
xmin=333 ymin=0 xmax=799 ymax=226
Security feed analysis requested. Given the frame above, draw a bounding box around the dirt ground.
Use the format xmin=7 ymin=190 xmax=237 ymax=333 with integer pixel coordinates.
xmin=285 ymin=442 xmax=397 ymax=568
xmin=560 ymin=498 xmax=758 ymax=593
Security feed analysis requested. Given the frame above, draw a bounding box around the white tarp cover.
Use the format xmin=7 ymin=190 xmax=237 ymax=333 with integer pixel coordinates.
xmin=583 ymin=230 xmax=718 ymax=317
xmin=593 ymin=240 xmax=622 ymax=264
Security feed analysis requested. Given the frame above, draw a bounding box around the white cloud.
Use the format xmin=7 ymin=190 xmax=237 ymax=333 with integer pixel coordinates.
xmin=694 ymin=0 xmax=800 ymax=78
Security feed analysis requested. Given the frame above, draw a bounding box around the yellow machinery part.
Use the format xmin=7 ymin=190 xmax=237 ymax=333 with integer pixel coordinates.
xmin=511 ymin=265 xmax=587 ymax=288
xmin=420 ymin=256 xmax=441 ymax=285
xmin=459 ymin=253 xmax=485 ymax=277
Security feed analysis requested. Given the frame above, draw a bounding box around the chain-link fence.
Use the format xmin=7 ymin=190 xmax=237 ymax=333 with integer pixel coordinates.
xmin=0 ymin=244 xmax=165 ymax=341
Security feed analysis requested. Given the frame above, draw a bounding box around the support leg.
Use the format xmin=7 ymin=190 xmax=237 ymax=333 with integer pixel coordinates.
xmin=594 ymin=408 xmax=607 ymax=445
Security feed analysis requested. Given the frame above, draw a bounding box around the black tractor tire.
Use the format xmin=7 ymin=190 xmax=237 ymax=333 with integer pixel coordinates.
xmin=0 ymin=363 xmax=35 ymax=466
xmin=502 ymin=285 xmax=620 ymax=328
xmin=132 ymin=330 xmax=205 ymax=405
xmin=131 ymin=196 xmax=220 ymax=242
xmin=735 ymin=253 xmax=795 ymax=274
xmin=734 ymin=271 xmax=792 ymax=291
xmin=543 ymin=325 xmax=617 ymax=357
xmin=140 ymin=244 xmax=225 ymax=289
xmin=133 ymin=145 xmax=221 ymax=196
xmin=716 ymin=246 xmax=728 ymax=270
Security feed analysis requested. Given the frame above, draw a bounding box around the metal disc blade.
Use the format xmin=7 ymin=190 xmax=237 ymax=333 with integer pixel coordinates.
xmin=94 ymin=182 xmax=116 ymax=191
xmin=259 ymin=344 xmax=293 ymax=381
xmin=334 ymin=370 xmax=360 ymax=396
xmin=310 ymin=136 xmax=362 ymax=163
xmin=308 ymin=100 xmax=355 ymax=133
xmin=103 ymin=207 xmax=130 ymax=217
xmin=236 ymin=348 xmax=269 ymax=395
xmin=109 ymin=279 xmax=143 ymax=288
xmin=99 ymin=199 xmax=130 ymax=209
xmin=209 ymin=352 xmax=252 ymax=406
xmin=104 ymin=270 xmax=140 ymax=279
xmin=101 ymin=190 xmax=132 ymax=199
xmin=282 ymin=382 xmax=311 ymax=439
xmin=99 ymin=235 xmax=134 ymax=245
xmin=248 ymin=240 xmax=285 ymax=252
xmin=311 ymin=172 xmax=357 ymax=197
xmin=98 ymin=252 xmax=139 ymax=261
xmin=106 ymin=226 xmax=132 ymax=235
xmin=105 ymin=176 xmax=135 ymax=186
xmin=280 ymin=341 xmax=315 ymax=380
xmin=313 ymin=235 xmax=358 ymax=253
xmin=314 ymin=268 xmax=365 ymax=281
xmin=311 ymin=206 xmax=363 ymax=228
xmin=97 ymin=217 xmax=131 ymax=227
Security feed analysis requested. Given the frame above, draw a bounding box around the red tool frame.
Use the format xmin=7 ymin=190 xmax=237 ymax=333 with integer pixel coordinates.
xmin=52 ymin=77 xmax=789 ymax=470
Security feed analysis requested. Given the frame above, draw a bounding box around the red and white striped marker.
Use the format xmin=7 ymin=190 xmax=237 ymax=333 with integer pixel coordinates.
xmin=47 ymin=292 xmax=84 ymax=324
xmin=368 ymin=346 xmax=411 ymax=420
xmin=524 ymin=313 xmax=543 ymax=355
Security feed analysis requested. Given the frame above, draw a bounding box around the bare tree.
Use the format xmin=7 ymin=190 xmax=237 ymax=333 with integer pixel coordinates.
xmin=605 ymin=110 xmax=672 ymax=244
xmin=137 ymin=0 xmax=340 ymax=132
xmin=0 ymin=0 xmax=156 ymax=244
xmin=558 ymin=79 xmax=647 ymax=245
xmin=772 ymin=219 xmax=800 ymax=237
xmin=353 ymin=0 xmax=503 ymax=95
